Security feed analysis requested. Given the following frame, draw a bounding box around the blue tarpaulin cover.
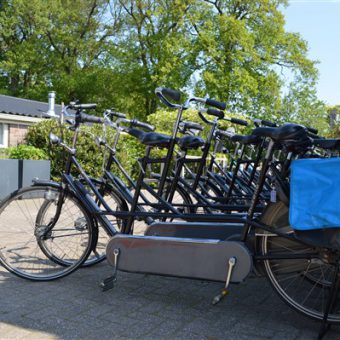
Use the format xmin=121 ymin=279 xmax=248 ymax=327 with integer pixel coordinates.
xmin=289 ymin=157 xmax=340 ymax=230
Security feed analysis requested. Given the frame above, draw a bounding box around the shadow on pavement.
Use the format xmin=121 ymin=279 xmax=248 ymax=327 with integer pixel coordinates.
xmin=0 ymin=262 xmax=339 ymax=339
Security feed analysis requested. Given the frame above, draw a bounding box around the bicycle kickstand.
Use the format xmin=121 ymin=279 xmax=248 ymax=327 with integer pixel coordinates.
xmin=100 ymin=249 xmax=120 ymax=292
xmin=212 ymin=257 xmax=236 ymax=305
xmin=318 ymin=261 xmax=340 ymax=340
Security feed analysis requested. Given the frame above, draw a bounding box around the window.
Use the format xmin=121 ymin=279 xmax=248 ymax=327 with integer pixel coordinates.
xmin=0 ymin=123 xmax=8 ymax=148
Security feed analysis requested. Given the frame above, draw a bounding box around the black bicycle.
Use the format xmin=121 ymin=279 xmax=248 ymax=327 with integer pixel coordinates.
xmin=0 ymin=88 xmax=340 ymax=338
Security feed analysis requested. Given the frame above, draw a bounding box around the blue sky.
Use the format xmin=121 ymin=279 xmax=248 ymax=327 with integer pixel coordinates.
xmin=284 ymin=0 xmax=340 ymax=105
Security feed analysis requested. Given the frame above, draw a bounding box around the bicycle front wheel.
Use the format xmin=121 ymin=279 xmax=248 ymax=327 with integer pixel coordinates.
xmin=0 ymin=185 xmax=94 ymax=281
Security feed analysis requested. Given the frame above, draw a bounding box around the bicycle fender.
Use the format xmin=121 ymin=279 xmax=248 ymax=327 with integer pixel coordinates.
xmin=32 ymin=179 xmax=62 ymax=189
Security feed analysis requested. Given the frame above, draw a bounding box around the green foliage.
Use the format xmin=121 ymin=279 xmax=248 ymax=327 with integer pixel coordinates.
xmin=148 ymin=108 xmax=251 ymax=136
xmin=147 ymin=108 xmax=251 ymax=160
xmin=327 ymin=106 xmax=340 ymax=138
xmin=280 ymin=82 xmax=328 ymax=133
xmin=0 ymin=0 xmax=119 ymax=108
xmin=107 ymin=0 xmax=197 ymax=118
xmin=0 ymin=149 xmax=7 ymax=159
xmin=186 ymin=0 xmax=319 ymax=120
xmin=0 ymin=0 xmax=328 ymax=128
xmin=25 ymin=120 xmax=145 ymax=180
xmin=7 ymin=144 xmax=48 ymax=160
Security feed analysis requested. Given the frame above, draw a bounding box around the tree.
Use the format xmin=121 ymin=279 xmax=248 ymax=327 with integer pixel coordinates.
xmin=327 ymin=105 xmax=340 ymax=137
xmin=0 ymin=0 xmax=325 ymax=125
xmin=281 ymin=80 xmax=328 ymax=133
xmin=0 ymin=0 xmax=121 ymax=107
xmin=106 ymin=0 xmax=197 ymax=117
xmin=186 ymin=0 xmax=319 ymax=120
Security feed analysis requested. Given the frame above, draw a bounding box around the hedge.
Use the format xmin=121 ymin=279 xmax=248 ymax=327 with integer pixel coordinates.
xmin=25 ymin=109 xmax=249 ymax=180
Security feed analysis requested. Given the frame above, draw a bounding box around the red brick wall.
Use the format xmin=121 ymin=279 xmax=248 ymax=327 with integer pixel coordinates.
xmin=9 ymin=124 xmax=29 ymax=146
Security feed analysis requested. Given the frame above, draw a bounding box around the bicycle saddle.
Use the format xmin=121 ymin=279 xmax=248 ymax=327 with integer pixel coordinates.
xmin=313 ymin=139 xmax=340 ymax=151
xmin=230 ymin=134 xmax=262 ymax=145
xmin=177 ymin=135 xmax=205 ymax=150
xmin=252 ymin=124 xmax=308 ymax=142
xmin=127 ymin=128 xmax=172 ymax=148
xmin=127 ymin=128 xmax=146 ymax=140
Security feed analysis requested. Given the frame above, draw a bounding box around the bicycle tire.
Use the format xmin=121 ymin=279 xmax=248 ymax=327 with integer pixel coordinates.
xmin=36 ymin=180 xmax=127 ymax=267
xmin=0 ymin=185 xmax=94 ymax=281
xmin=259 ymin=201 xmax=340 ymax=323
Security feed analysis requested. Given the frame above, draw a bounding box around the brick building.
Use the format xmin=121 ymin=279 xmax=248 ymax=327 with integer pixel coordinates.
xmin=0 ymin=93 xmax=59 ymax=148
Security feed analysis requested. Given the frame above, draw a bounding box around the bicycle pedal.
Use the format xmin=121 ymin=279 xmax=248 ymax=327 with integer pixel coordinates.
xmin=99 ymin=276 xmax=116 ymax=292
xmin=212 ymin=288 xmax=229 ymax=305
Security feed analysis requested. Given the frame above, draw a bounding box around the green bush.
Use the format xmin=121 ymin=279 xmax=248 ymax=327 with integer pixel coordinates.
xmin=7 ymin=144 xmax=48 ymax=160
xmin=25 ymin=120 xmax=146 ymax=180
xmin=147 ymin=108 xmax=252 ymax=159
xmin=147 ymin=108 xmax=251 ymax=137
xmin=25 ymin=108 xmax=251 ymax=181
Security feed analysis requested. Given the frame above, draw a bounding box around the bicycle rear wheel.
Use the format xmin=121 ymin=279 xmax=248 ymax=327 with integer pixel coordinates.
xmin=0 ymin=185 xmax=94 ymax=281
xmin=259 ymin=201 xmax=340 ymax=323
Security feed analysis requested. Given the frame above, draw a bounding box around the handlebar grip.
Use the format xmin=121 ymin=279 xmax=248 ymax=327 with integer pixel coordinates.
xmin=79 ymin=113 xmax=104 ymax=124
xmin=70 ymin=103 xmax=97 ymax=110
xmin=161 ymin=87 xmax=181 ymax=102
xmin=307 ymin=126 xmax=318 ymax=135
xmin=230 ymin=118 xmax=248 ymax=126
xmin=261 ymin=119 xmax=277 ymax=127
xmin=180 ymin=121 xmax=204 ymax=131
xmin=215 ymin=129 xmax=234 ymax=139
xmin=110 ymin=111 xmax=126 ymax=119
xmin=205 ymin=98 xmax=226 ymax=111
xmin=131 ymin=119 xmax=155 ymax=131
xmin=206 ymin=108 xmax=224 ymax=119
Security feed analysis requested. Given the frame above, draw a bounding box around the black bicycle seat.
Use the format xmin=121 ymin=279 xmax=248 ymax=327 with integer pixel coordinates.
xmin=126 ymin=128 xmax=172 ymax=148
xmin=313 ymin=139 xmax=340 ymax=151
xmin=127 ymin=128 xmax=146 ymax=140
xmin=252 ymin=124 xmax=308 ymax=142
xmin=230 ymin=134 xmax=262 ymax=145
xmin=141 ymin=132 xmax=172 ymax=148
xmin=178 ymin=135 xmax=205 ymax=150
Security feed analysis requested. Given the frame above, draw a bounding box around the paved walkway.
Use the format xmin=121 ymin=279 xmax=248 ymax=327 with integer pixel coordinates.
xmin=0 ymin=262 xmax=339 ymax=339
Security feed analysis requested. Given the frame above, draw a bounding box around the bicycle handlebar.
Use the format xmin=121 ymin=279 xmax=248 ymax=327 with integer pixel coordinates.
xmin=198 ymin=110 xmax=214 ymax=125
xmin=106 ymin=110 xmax=126 ymax=119
xmin=78 ymin=113 xmax=104 ymax=124
xmin=253 ymin=118 xmax=277 ymax=127
xmin=161 ymin=87 xmax=181 ymax=102
xmin=155 ymin=87 xmax=182 ymax=109
xmin=228 ymin=118 xmax=248 ymax=126
xmin=205 ymin=98 xmax=226 ymax=111
xmin=179 ymin=121 xmax=204 ymax=132
xmin=130 ymin=119 xmax=155 ymax=131
xmin=69 ymin=102 xmax=97 ymax=110
xmin=155 ymin=86 xmax=226 ymax=112
xmin=215 ymin=129 xmax=235 ymax=139
xmin=206 ymin=108 xmax=224 ymax=119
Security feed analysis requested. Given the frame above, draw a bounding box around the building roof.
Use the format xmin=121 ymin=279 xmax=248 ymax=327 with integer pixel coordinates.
xmin=0 ymin=94 xmax=60 ymax=119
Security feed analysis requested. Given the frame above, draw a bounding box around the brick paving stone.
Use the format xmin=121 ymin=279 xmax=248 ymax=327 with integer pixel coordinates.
xmin=1 ymin=262 xmax=340 ymax=339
